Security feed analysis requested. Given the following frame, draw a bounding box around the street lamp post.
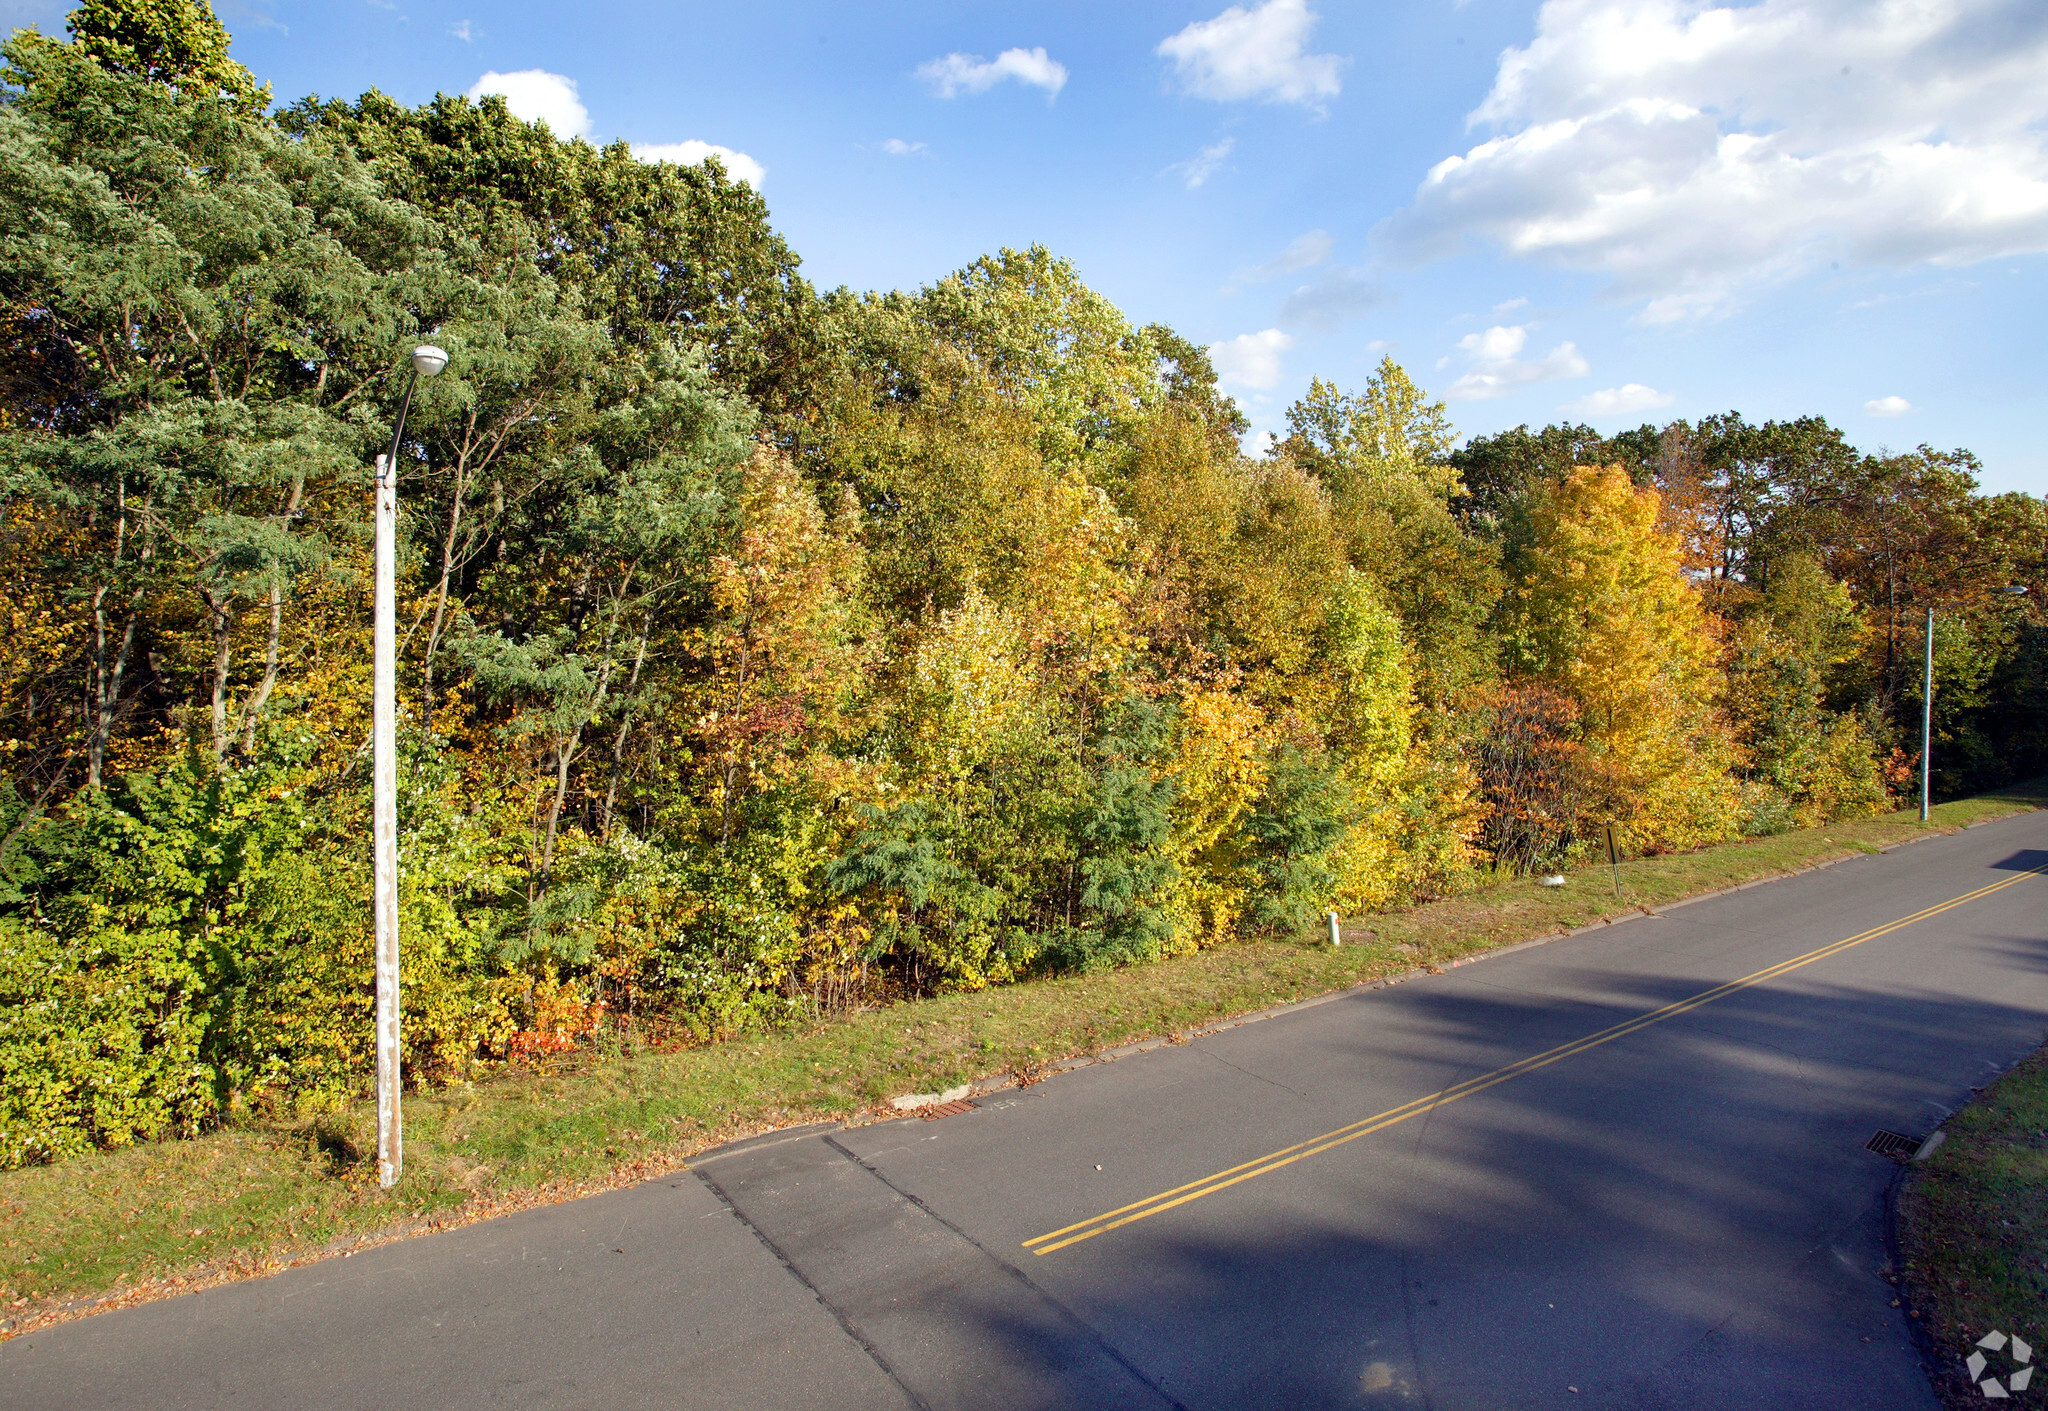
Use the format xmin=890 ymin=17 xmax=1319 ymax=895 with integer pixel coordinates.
xmin=1919 ymin=586 xmax=2029 ymax=824
xmin=374 ymin=344 xmax=447 ymax=1190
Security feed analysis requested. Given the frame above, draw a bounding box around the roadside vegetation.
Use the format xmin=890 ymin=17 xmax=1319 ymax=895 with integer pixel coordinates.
xmin=1901 ymin=1034 xmax=2048 ymax=1408
xmin=4 ymin=0 xmax=2048 ymax=1337
xmin=3 ymin=784 xmax=2040 ymax=1337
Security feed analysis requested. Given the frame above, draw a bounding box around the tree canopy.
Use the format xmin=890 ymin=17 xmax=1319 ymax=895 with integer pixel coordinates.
xmin=2 ymin=0 xmax=2042 ymax=1168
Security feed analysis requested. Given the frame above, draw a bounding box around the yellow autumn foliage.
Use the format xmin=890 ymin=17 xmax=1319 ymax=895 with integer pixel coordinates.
xmin=911 ymin=581 xmax=1043 ymax=781
xmin=1163 ymin=684 xmax=1266 ymax=946
xmin=1513 ymin=465 xmax=1739 ymax=852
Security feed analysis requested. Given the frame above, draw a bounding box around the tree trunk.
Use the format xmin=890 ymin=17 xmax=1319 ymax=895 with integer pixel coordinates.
xmin=538 ymin=602 xmax=625 ymax=891
xmin=86 ymin=480 xmax=148 ymax=789
xmin=202 ymin=586 xmax=235 ymax=765
xmin=88 ymin=593 xmax=142 ymax=789
xmin=719 ymin=582 xmax=761 ymax=852
xmin=422 ymin=449 xmax=473 ymax=728
xmin=600 ymin=610 xmax=653 ymax=839
xmin=236 ymin=472 xmax=306 ymax=754
xmin=539 ymin=726 xmax=583 ymax=890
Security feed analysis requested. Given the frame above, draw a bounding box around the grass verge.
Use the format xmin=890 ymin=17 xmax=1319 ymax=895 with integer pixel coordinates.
xmin=5 ymin=782 xmax=2044 ymax=1338
xmin=1900 ymin=1042 xmax=2048 ymax=1407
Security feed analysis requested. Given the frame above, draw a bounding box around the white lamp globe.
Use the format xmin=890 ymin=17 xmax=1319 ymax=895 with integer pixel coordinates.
xmin=410 ymin=345 xmax=449 ymax=377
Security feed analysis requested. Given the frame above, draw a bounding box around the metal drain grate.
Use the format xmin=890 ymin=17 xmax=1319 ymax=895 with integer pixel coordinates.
xmin=1866 ymin=1129 xmax=1921 ymax=1160
xmin=920 ymin=1099 xmax=976 ymax=1121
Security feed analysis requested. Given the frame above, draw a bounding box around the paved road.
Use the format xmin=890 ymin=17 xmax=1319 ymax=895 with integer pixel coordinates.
xmin=8 ymin=814 xmax=2047 ymax=1410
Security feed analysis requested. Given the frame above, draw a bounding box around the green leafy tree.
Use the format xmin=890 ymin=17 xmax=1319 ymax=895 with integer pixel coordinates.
xmin=1279 ymin=358 xmax=1458 ymax=499
xmin=1140 ymin=322 xmax=1247 ymax=451
xmin=0 ymin=727 xmax=507 ymax=1163
xmin=1448 ymin=421 xmax=1618 ymax=533
xmin=1058 ymin=697 xmax=1180 ymax=971
xmin=283 ymin=91 xmax=816 ymax=417
xmin=1724 ymin=557 xmax=1884 ymax=827
xmin=0 ymin=39 xmax=426 ymax=777
xmin=904 ymin=245 xmax=1167 ymax=472
xmin=59 ymin=0 xmax=268 ymax=113
xmin=1242 ymin=743 xmax=1349 ymax=929
xmin=1277 ymin=362 xmax=1501 ymax=708
xmin=7 ymin=6 xmax=2047 ymax=1168
xmin=454 ymin=344 xmax=754 ymax=908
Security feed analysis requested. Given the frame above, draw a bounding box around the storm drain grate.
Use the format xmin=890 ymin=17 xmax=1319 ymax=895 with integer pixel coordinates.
xmin=920 ymin=1100 xmax=976 ymax=1121
xmin=1866 ymin=1129 xmax=1921 ymax=1160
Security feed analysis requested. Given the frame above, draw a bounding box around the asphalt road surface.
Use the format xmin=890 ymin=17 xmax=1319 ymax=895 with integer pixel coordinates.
xmin=8 ymin=812 xmax=2047 ymax=1410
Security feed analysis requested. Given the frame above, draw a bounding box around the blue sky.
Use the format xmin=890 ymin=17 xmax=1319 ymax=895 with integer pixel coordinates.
xmin=9 ymin=0 xmax=2045 ymax=492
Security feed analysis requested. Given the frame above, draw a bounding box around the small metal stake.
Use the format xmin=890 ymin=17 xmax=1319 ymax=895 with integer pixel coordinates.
xmin=1327 ymin=910 xmax=1341 ymax=947
xmin=1603 ymin=823 xmax=1622 ymax=899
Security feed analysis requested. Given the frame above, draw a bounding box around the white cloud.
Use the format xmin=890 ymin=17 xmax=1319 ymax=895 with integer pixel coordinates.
xmin=212 ymin=0 xmax=286 ymax=31
xmin=1562 ymin=383 xmax=1675 ymax=416
xmin=1229 ymin=231 xmax=1360 ymax=315
xmin=1240 ymin=229 xmax=1333 ymax=281
xmin=918 ymin=47 xmax=1068 ymax=100
xmin=449 ymin=19 xmax=474 ymax=42
xmin=1278 ymin=269 xmax=1384 ymax=330
xmin=1493 ymin=296 xmax=1529 ymax=314
xmin=467 ymin=70 xmax=590 ymax=139
xmin=880 ymin=138 xmax=928 ymax=156
xmin=1171 ymin=138 xmax=1236 ymax=189
xmin=1380 ymin=0 xmax=2048 ymax=321
xmin=1865 ymin=394 xmax=1912 ymax=417
xmin=1445 ymin=323 xmax=1589 ymax=400
xmin=1209 ymin=328 xmax=1296 ymax=389
xmin=1157 ymin=0 xmax=1347 ymax=108
xmin=635 ymin=141 xmax=766 ymax=188
xmin=1461 ymin=325 xmax=1529 ymax=361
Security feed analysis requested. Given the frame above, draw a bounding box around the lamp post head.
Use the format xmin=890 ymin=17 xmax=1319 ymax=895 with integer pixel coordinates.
xmin=1995 ymin=585 xmax=2029 ymax=595
xmin=410 ymin=344 xmax=449 ymax=377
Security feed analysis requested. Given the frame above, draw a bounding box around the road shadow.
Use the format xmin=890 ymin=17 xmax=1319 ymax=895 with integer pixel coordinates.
xmin=926 ymin=968 xmax=2048 ymax=1410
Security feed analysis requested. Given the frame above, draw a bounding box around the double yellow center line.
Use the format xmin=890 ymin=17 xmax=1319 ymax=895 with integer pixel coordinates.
xmin=1024 ymin=862 xmax=2048 ymax=1257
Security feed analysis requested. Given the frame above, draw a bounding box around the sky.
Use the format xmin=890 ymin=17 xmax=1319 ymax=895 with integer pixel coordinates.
xmin=7 ymin=0 xmax=2045 ymax=493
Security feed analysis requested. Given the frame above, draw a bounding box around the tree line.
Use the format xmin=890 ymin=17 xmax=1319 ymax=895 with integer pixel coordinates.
xmin=2 ymin=0 xmax=2043 ymax=1166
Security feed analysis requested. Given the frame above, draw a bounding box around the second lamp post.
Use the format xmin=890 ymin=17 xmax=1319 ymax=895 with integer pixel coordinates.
xmin=1918 ymin=586 xmax=2029 ymax=823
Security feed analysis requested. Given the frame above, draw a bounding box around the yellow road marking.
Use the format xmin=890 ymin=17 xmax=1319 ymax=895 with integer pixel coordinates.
xmin=1025 ymin=862 xmax=2048 ymax=1257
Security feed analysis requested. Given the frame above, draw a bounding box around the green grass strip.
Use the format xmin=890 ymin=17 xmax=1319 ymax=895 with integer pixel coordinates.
xmin=1901 ymin=1039 xmax=2048 ymax=1407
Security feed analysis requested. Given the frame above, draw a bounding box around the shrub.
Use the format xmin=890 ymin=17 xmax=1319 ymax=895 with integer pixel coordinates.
xmin=0 ymin=734 xmax=510 ymax=1168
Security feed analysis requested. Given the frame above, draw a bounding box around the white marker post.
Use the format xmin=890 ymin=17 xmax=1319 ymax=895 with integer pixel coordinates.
xmin=1326 ymin=910 xmax=1341 ymax=948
